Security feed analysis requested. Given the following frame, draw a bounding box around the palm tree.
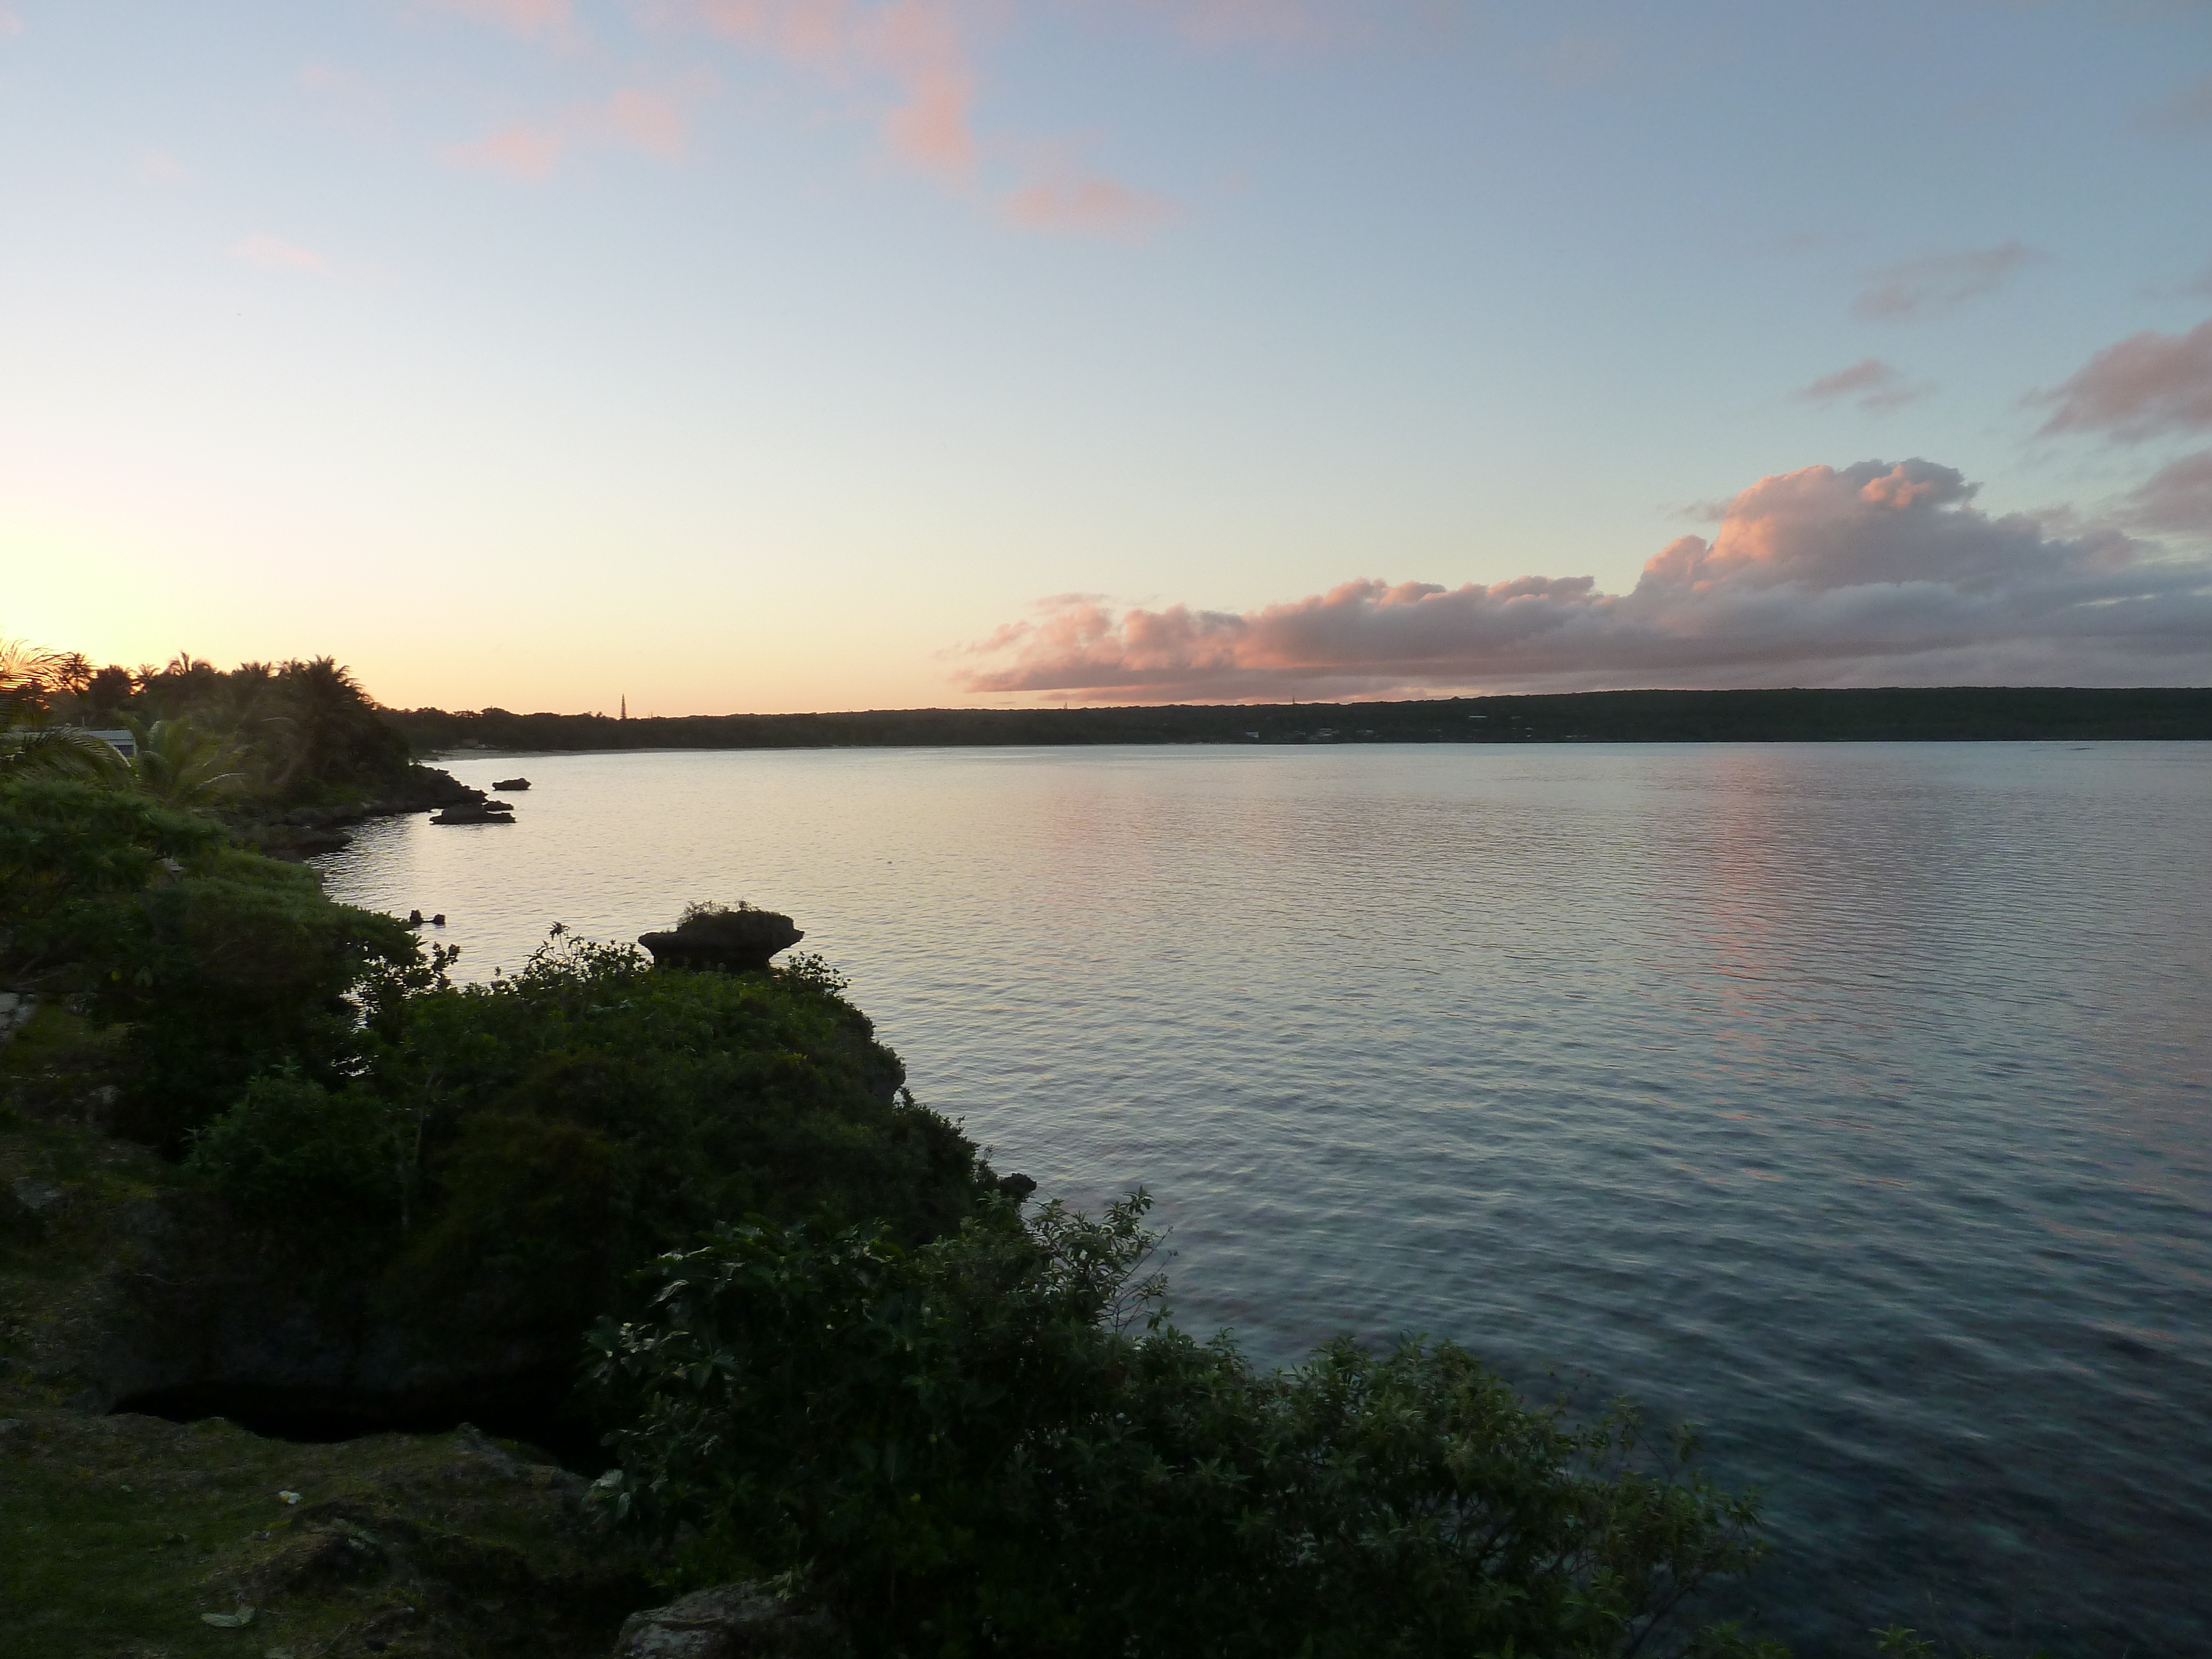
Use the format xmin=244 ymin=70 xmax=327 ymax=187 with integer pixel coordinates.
xmin=84 ymin=664 xmax=137 ymax=714
xmin=0 ymin=637 xmax=59 ymax=713
xmin=0 ymin=725 xmax=131 ymax=780
xmin=122 ymin=714 xmax=243 ymax=806
xmin=0 ymin=638 xmax=124 ymax=779
xmin=268 ymin=657 xmax=383 ymax=793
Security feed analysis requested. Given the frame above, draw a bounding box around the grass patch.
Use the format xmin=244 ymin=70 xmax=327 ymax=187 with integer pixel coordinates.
xmin=0 ymin=1411 xmax=650 ymax=1658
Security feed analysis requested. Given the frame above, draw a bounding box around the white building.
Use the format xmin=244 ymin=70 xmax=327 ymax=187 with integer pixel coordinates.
xmin=86 ymin=728 xmax=137 ymax=758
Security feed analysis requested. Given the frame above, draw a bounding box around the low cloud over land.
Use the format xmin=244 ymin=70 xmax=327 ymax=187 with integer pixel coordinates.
xmin=958 ymin=460 xmax=2212 ymax=702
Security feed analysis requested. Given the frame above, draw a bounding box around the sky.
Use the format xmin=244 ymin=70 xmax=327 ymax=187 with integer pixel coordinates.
xmin=3 ymin=0 xmax=2211 ymax=712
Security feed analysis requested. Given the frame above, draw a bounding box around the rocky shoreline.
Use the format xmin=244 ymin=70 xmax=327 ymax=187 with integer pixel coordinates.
xmin=243 ymin=765 xmax=492 ymax=860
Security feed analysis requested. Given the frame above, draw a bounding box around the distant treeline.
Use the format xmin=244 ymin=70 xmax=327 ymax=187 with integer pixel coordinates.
xmin=387 ymin=686 xmax=2212 ymax=753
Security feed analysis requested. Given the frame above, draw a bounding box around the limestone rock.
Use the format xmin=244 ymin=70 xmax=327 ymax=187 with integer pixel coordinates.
xmin=430 ymin=800 xmax=515 ymax=826
xmin=613 ymin=1582 xmax=842 ymax=1658
xmin=9 ymin=1176 xmax=66 ymax=1215
xmin=638 ymin=907 xmax=804 ymax=974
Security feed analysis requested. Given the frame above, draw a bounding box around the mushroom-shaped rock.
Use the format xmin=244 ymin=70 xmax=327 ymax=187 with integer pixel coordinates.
xmin=638 ymin=905 xmax=804 ymax=974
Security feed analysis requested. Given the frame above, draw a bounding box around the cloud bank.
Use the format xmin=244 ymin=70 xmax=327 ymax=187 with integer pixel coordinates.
xmin=957 ymin=460 xmax=2212 ymax=702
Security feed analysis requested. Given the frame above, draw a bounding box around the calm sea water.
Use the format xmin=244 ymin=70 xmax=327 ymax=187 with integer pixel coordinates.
xmin=315 ymin=743 xmax=2212 ymax=1655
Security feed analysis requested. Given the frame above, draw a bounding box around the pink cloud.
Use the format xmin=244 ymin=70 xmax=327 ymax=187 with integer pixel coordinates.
xmin=1003 ymin=164 xmax=1173 ymax=234
xmin=435 ymin=0 xmax=575 ymax=40
xmin=231 ymin=233 xmax=330 ymax=274
xmin=448 ymin=81 xmax=701 ymax=177
xmin=659 ymin=0 xmax=979 ymax=175
xmin=2143 ymin=73 xmax=2212 ymax=132
xmin=450 ymin=119 xmax=567 ymax=177
xmin=2121 ymin=450 xmax=2212 ymax=538
xmin=871 ymin=1 xmax=977 ymax=172
xmin=300 ymin=61 xmax=393 ymax=136
xmin=603 ymin=84 xmax=691 ymax=158
xmin=136 ymin=148 xmax=190 ymax=185
xmin=2034 ymin=317 xmax=2212 ymax=442
xmin=956 ymin=459 xmax=2212 ymax=701
xmin=425 ymin=1 xmax=1296 ymax=213
xmin=1851 ymin=241 xmax=2046 ymax=321
xmin=1133 ymin=0 xmax=1331 ymax=46
xmin=435 ymin=0 xmax=1337 ymax=211
xmin=1794 ymin=358 xmax=1932 ymax=415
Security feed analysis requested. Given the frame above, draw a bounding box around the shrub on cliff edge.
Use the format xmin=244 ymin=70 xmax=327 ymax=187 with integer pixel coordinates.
xmin=178 ymin=931 xmax=998 ymax=1425
xmin=591 ymin=1194 xmax=1777 ymax=1659
xmin=0 ymin=776 xmax=421 ymax=1146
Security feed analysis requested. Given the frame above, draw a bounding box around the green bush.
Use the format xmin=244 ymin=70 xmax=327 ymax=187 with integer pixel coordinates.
xmin=1 ymin=778 xmax=423 ymax=1146
xmin=122 ymin=930 xmax=995 ymax=1417
xmin=349 ymin=936 xmax=992 ymax=1364
xmin=589 ymin=1194 xmax=1777 ymax=1659
xmin=8 ymin=795 xmax=997 ymax=1421
xmin=183 ymin=1072 xmax=401 ymax=1229
xmin=0 ymin=775 xmax=222 ymax=926
xmin=390 ymin=1110 xmax=623 ymax=1337
xmin=92 ymin=858 xmax=420 ymax=1146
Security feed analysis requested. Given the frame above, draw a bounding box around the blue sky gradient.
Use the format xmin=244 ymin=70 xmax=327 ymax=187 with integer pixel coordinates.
xmin=3 ymin=1 xmax=2209 ymax=708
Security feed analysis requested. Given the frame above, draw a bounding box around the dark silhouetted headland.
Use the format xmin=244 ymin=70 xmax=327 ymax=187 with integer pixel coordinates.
xmin=388 ymin=685 xmax=2212 ymax=754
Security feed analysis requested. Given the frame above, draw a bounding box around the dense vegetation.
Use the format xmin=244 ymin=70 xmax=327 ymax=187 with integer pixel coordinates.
xmin=591 ymin=1197 xmax=1781 ymax=1658
xmin=0 ymin=764 xmax=993 ymax=1428
xmin=185 ymin=936 xmax=985 ymax=1353
xmin=1 ymin=637 xmax=418 ymax=809
xmin=390 ymin=685 xmax=2212 ymax=753
xmin=0 ymin=774 xmax=420 ymax=1145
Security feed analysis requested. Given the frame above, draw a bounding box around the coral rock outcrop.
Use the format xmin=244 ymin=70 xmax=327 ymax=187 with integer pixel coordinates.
xmin=637 ymin=907 xmax=804 ymax=974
